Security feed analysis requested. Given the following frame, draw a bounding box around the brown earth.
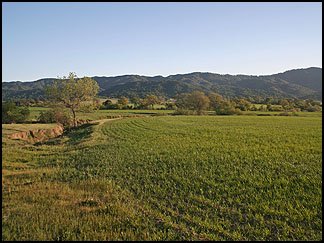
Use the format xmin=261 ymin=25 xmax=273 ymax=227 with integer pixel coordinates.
xmin=7 ymin=124 xmax=64 ymax=143
xmin=7 ymin=118 xmax=121 ymax=143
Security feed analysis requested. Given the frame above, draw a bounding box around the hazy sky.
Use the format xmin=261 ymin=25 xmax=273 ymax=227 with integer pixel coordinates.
xmin=2 ymin=2 xmax=322 ymax=81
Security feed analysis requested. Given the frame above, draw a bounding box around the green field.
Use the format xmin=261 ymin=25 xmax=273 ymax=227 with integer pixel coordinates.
xmin=2 ymin=115 xmax=322 ymax=240
xmin=28 ymin=106 xmax=322 ymax=122
xmin=28 ymin=107 xmax=174 ymax=121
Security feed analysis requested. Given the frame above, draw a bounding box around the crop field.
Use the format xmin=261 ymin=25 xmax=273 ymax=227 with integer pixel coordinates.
xmin=27 ymin=106 xmax=322 ymax=122
xmin=2 ymin=115 xmax=322 ymax=240
xmin=28 ymin=107 xmax=175 ymax=121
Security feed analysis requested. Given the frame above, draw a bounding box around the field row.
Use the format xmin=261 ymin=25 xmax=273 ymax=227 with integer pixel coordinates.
xmin=2 ymin=115 xmax=322 ymax=240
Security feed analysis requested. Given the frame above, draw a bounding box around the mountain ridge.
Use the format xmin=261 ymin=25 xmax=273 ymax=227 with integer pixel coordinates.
xmin=2 ymin=67 xmax=322 ymax=101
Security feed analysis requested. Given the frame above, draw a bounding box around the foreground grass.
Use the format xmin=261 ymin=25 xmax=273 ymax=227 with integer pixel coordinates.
xmin=2 ymin=115 xmax=322 ymax=240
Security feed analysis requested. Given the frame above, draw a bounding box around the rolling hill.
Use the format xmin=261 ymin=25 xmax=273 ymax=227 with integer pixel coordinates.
xmin=2 ymin=67 xmax=322 ymax=101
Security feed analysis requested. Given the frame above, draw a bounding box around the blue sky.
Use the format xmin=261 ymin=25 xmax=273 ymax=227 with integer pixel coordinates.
xmin=2 ymin=2 xmax=322 ymax=81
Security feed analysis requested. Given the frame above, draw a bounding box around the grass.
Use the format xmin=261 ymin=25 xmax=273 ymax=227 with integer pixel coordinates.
xmin=2 ymin=115 xmax=322 ymax=240
xmin=27 ymin=107 xmax=174 ymax=121
xmin=27 ymin=106 xmax=322 ymax=122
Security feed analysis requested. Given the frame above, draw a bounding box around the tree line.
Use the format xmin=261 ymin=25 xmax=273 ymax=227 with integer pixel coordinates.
xmin=100 ymin=91 xmax=321 ymax=114
xmin=2 ymin=73 xmax=322 ymax=126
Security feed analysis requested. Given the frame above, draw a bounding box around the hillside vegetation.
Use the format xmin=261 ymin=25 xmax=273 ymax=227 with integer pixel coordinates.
xmin=2 ymin=67 xmax=322 ymax=101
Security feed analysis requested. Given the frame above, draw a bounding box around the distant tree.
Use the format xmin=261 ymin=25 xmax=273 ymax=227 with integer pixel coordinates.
xmin=309 ymin=100 xmax=321 ymax=106
xmin=280 ymin=99 xmax=290 ymax=111
xmin=130 ymin=96 xmax=141 ymax=109
xmin=144 ymin=94 xmax=159 ymax=109
xmin=189 ymin=91 xmax=210 ymax=115
xmin=250 ymin=104 xmax=258 ymax=111
xmin=103 ymin=99 xmax=114 ymax=107
xmin=101 ymin=99 xmax=118 ymax=109
xmin=208 ymin=92 xmax=223 ymax=110
xmin=265 ymin=97 xmax=273 ymax=105
xmin=253 ymin=96 xmax=263 ymax=104
xmin=215 ymin=100 xmax=239 ymax=115
xmin=175 ymin=91 xmax=210 ymax=115
xmin=306 ymin=105 xmax=321 ymax=112
xmin=2 ymin=101 xmax=30 ymax=124
xmin=46 ymin=72 xmax=99 ymax=127
xmin=234 ymin=98 xmax=251 ymax=111
xmin=117 ymin=96 xmax=129 ymax=109
xmin=175 ymin=93 xmax=191 ymax=110
xmin=118 ymin=96 xmax=129 ymax=106
xmin=14 ymin=98 xmax=30 ymax=107
xmin=258 ymin=105 xmax=267 ymax=111
xmin=157 ymin=96 xmax=166 ymax=105
xmin=165 ymin=102 xmax=176 ymax=110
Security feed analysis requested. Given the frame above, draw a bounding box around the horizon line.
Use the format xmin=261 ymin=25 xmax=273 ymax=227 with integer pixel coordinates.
xmin=2 ymin=66 xmax=322 ymax=83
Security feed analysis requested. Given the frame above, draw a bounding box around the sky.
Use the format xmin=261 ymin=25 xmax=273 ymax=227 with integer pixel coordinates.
xmin=2 ymin=2 xmax=322 ymax=81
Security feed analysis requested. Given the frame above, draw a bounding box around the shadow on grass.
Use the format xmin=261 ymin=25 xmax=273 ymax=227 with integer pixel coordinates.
xmin=64 ymin=123 xmax=96 ymax=145
xmin=35 ymin=123 xmax=97 ymax=146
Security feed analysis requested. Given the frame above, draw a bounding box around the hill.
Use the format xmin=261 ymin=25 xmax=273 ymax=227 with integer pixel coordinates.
xmin=2 ymin=67 xmax=322 ymax=101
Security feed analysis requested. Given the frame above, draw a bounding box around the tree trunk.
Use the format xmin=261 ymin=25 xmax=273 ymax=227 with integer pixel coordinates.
xmin=71 ymin=108 xmax=76 ymax=127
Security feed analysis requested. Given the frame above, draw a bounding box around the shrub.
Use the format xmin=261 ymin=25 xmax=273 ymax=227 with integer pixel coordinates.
xmin=2 ymin=101 xmax=30 ymax=123
xmin=101 ymin=99 xmax=119 ymax=109
xmin=306 ymin=105 xmax=321 ymax=112
xmin=38 ymin=108 xmax=72 ymax=127
xmin=269 ymin=106 xmax=284 ymax=112
xmin=215 ymin=101 xmax=241 ymax=115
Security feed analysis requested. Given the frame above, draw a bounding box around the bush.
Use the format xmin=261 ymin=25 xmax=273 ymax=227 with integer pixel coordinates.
xmin=165 ymin=103 xmax=176 ymax=110
xmin=305 ymin=105 xmax=321 ymax=112
xmin=269 ymin=106 xmax=284 ymax=112
xmin=215 ymin=101 xmax=241 ymax=115
xmin=2 ymin=101 xmax=30 ymax=123
xmin=38 ymin=109 xmax=72 ymax=127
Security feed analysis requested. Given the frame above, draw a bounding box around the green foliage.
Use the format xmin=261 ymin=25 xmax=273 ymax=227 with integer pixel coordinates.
xmin=117 ymin=96 xmax=129 ymax=106
xmin=141 ymin=94 xmax=160 ymax=109
xmin=208 ymin=92 xmax=223 ymax=110
xmin=234 ymin=98 xmax=251 ymax=111
xmin=215 ymin=100 xmax=241 ymax=115
xmin=3 ymin=67 xmax=322 ymax=101
xmin=78 ymin=99 xmax=101 ymax=112
xmin=165 ymin=102 xmax=177 ymax=110
xmin=2 ymin=101 xmax=30 ymax=123
xmin=268 ymin=105 xmax=284 ymax=112
xmin=38 ymin=108 xmax=72 ymax=127
xmin=46 ymin=72 xmax=99 ymax=127
xmin=305 ymin=105 xmax=321 ymax=112
xmin=175 ymin=91 xmax=210 ymax=115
